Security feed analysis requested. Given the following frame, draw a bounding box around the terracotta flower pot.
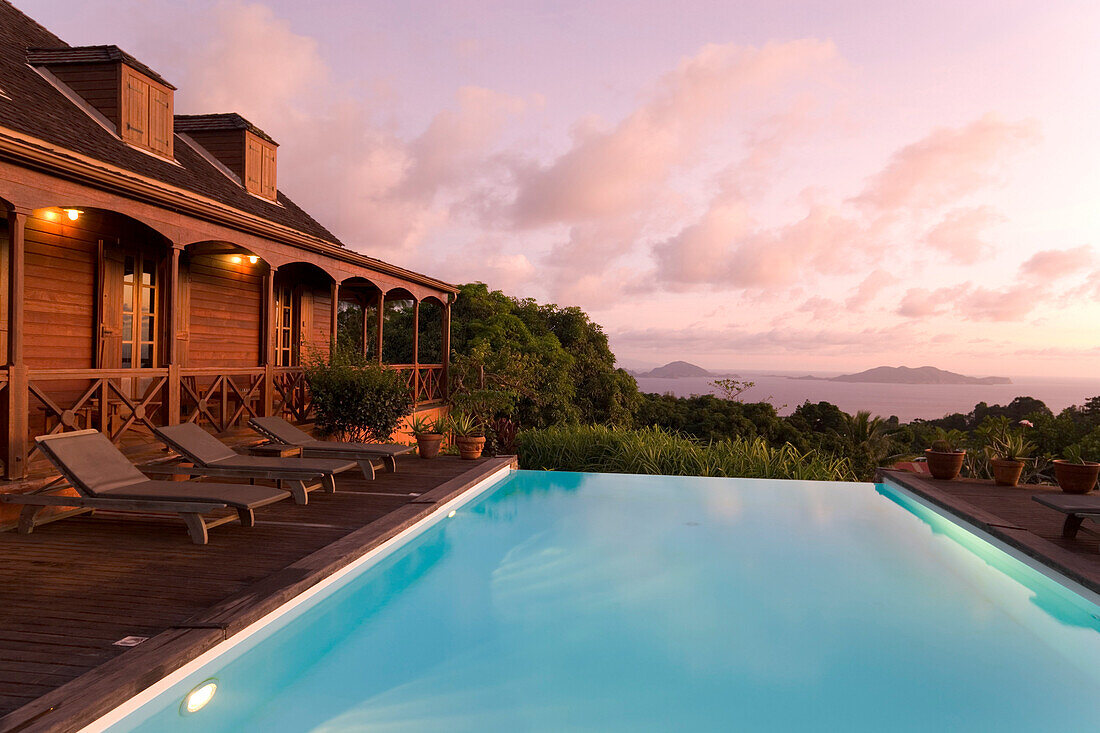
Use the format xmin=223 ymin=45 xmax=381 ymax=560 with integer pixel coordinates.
xmin=415 ymin=433 xmax=444 ymax=459
xmin=991 ymin=458 xmax=1025 ymax=487
xmin=455 ymin=436 xmax=485 ymax=460
xmin=925 ymin=449 xmax=965 ymax=480
xmin=1052 ymin=460 xmax=1100 ymax=494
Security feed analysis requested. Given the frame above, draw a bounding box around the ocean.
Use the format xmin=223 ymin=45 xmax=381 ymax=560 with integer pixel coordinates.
xmin=633 ymin=373 xmax=1100 ymax=422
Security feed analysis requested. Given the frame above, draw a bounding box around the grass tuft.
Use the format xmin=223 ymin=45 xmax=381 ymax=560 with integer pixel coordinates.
xmin=517 ymin=425 xmax=856 ymax=482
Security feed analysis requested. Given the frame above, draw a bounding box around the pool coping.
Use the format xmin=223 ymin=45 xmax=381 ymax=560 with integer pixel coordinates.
xmin=0 ymin=456 xmax=517 ymax=733
xmin=878 ymin=469 xmax=1100 ymax=598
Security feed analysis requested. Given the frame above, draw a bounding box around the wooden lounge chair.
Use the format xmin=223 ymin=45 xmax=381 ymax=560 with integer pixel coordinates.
xmin=0 ymin=430 xmax=291 ymax=544
xmin=152 ymin=423 xmax=359 ymax=505
xmin=1033 ymin=494 xmax=1100 ymax=546
xmin=249 ymin=416 xmax=414 ymax=477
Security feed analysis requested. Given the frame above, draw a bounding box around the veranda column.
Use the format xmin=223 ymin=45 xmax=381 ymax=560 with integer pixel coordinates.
xmin=375 ymin=292 xmax=384 ymax=367
xmin=411 ymin=300 xmax=420 ymax=407
xmin=5 ymin=208 xmax=29 ymax=478
xmin=361 ymin=294 xmax=370 ymax=359
xmin=441 ymin=300 xmax=451 ymax=400
xmin=263 ymin=266 xmax=276 ymax=416
xmin=330 ymin=281 xmax=339 ymax=355
xmin=165 ymin=244 xmax=182 ymax=424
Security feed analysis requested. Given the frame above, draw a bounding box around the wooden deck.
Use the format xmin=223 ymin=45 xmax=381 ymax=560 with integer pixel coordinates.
xmin=0 ymin=453 xmax=515 ymax=733
xmin=882 ymin=470 xmax=1100 ymax=595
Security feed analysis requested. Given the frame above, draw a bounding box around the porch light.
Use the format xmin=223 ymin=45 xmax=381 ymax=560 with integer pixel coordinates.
xmin=248 ymin=255 xmax=259 ymax=264
xmin=230 ymin=255 xmax=242 ymax=264
xmin=64 ymin=208 xmax=82 ymax=221
xmin=180 ymin=679 xmax=218 ymax=715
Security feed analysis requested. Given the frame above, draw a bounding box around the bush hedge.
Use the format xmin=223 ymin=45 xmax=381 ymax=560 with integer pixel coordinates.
xmin=305 ymin=350 xmax=413 ymax=443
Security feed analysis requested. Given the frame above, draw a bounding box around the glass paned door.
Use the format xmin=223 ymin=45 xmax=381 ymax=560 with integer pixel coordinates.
xmin=121 ymin=253 xmax=158 ymax=369
xmin=275 ymin=285 xmax=296 ymax=366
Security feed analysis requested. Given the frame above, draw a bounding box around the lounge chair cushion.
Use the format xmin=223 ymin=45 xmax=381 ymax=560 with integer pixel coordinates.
xmin=36 ymin=430 xmax=150 ymax=495
xmin=250 ymin=417 xmax=414 ymax=456
xmin=250 ymin=416 xmax=314 ymax=446
xmin=155 ymin=423 xmax=243 ymax=464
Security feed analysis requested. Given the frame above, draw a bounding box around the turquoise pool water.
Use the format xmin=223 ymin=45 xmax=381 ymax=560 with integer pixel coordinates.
xmin=104 ymin=471 xmax=1100 ymax=732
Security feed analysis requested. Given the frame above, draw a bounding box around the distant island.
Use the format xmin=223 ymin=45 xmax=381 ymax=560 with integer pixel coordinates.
xmin=631 ymin=361 xmax=734 ymax=379
xmin=791 ymin=365 xmax=1011 ymax=385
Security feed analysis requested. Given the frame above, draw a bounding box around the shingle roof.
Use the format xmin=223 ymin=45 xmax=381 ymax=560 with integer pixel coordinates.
xmin=175 ymin=113 xmax=278 ymax=145
xmin=0 ymin=0 xmax=341 ymax=246
xmin=27 ymin=45 xmax=176 ymax=89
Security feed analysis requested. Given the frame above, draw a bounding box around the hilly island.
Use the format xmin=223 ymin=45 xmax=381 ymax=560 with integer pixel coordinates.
xmin=792 ymin=365 xmax=1012 ymax=385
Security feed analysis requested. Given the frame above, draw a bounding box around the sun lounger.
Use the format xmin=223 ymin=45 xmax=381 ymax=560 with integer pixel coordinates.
xmin=152 ymin=423 xmax=358 ymax=505
xmin=1032 ymin=494 xmax=1100 ymax=545
xmin=0 ymin=429 xmax=290 ymax=544
xmin=249 ymin=416 xmax=414 ymax=478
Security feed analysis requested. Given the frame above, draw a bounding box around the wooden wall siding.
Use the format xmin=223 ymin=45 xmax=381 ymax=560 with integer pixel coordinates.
xmin=23 ymin=216 xmax=97 ymax=369
xmin=45 ymin=62 xmax=121 ymax=128
xmin=183 ymin=130 xmax=246 ymax=180
xmin=186 ymin=255 xmax=262 ymax=367
xmin=307 ymin=286 xmax=331 ymax=360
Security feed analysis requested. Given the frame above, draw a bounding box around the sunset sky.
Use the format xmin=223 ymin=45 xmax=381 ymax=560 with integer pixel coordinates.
xmin=20 ymin=0 xmax=1100 ymax=377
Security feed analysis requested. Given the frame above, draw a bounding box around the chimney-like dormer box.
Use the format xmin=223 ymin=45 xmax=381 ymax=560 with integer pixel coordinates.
xmin=175 ymin=114 xmax=278 ymax=201
xmin=27 ymin=45 xmax=175 ymax=158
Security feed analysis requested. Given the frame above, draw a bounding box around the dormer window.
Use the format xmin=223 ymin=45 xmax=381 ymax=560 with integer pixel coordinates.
xmin=175 ymin=114 xmax=278 ymax=201
xmin=27 ymin=45 xmax=175 ymax=159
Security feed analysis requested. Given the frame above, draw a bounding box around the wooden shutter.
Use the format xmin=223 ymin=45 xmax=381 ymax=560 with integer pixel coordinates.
xmin=99 ymin=247 xmax=125 ymax=368
xmin=0 ymin=221 xmax=8 ymax=361
xmin=122 ymin=69 xmax=149 ymax=148
xmin=260 ymin=144 xmax=277 ymax=199
xmin=149 ymin=86 xmax=172 ymax=156
xmin=297 ymin=288 xmax=312 ymax=366
xmin=245 ymin=135 xmax=264 ymax=195
xmin=176 ymin=260 xmax=191 ymax=368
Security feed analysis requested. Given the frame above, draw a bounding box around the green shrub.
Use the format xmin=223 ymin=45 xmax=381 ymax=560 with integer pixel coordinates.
xmin=305 ymin=349 xmax=413 ymax=442
xmin=516 ymin=424 xmax=855 ymax=482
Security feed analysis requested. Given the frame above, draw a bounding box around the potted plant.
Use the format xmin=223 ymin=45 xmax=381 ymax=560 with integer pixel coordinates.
xmin=449 ymin=412 xmax=485 ymax=460
xmin=408 ymin=414 xmax=446 ymax=459
xmin=1052 ymin=445 xmax=1100 ymax=494
xmin=985 ymin=432 xmax=1036 ymax=487
xmin=924 ymin=428 xmax=966 ymax=480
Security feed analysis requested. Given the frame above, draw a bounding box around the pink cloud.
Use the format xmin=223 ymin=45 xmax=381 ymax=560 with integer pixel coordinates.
xmin=1018 ymin=245 xmax=1095 ymax=280
xmin=653 ymin=200 xmax=863 ymax=290
xmin=923 ymin=206 xmax=1006 ymax=264
xmin=853 ymin=114 xmax=1039 ymax=213
xmin=898 ymin=282 xmax=1044 ymax=322
xmin=509 ymin=39 xmax=840 ymax=227
xmin=896 ymin=286 xmax=959 ymax=318
xmin=844 ymin=269 xmax=895 ymax=310
xmin=177 ymin=2 xmax=530 ymax=257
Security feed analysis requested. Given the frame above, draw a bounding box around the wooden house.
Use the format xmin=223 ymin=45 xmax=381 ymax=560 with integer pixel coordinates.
xmin=0 ymin=1 xmax=457 ymax=488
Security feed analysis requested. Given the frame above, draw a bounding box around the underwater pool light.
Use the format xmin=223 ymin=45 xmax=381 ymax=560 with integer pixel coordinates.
xmin=180 ymin=679 xmax=218 ymax=715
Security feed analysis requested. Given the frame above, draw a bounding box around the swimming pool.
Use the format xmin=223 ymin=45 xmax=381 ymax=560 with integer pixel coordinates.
xmin=93 ymin=470 xmax=1100 ymax=731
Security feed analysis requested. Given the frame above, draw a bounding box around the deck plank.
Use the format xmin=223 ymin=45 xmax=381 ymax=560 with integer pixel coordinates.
xmin=0 ymin=454 xmax=513 ymax=731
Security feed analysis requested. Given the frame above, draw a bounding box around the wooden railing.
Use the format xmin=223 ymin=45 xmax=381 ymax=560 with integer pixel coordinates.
xmin=23 ymin=368 xmax=170 ymax=462
xmin=180 ymin=368 xmax=266 ymax=433
xmin=2 ymin=361 xmax=446 ymax=478
xmin=388 ymin=364 xmax=445 ymax=405
xmin=272 ymin=367 xmax=311 ymax=423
